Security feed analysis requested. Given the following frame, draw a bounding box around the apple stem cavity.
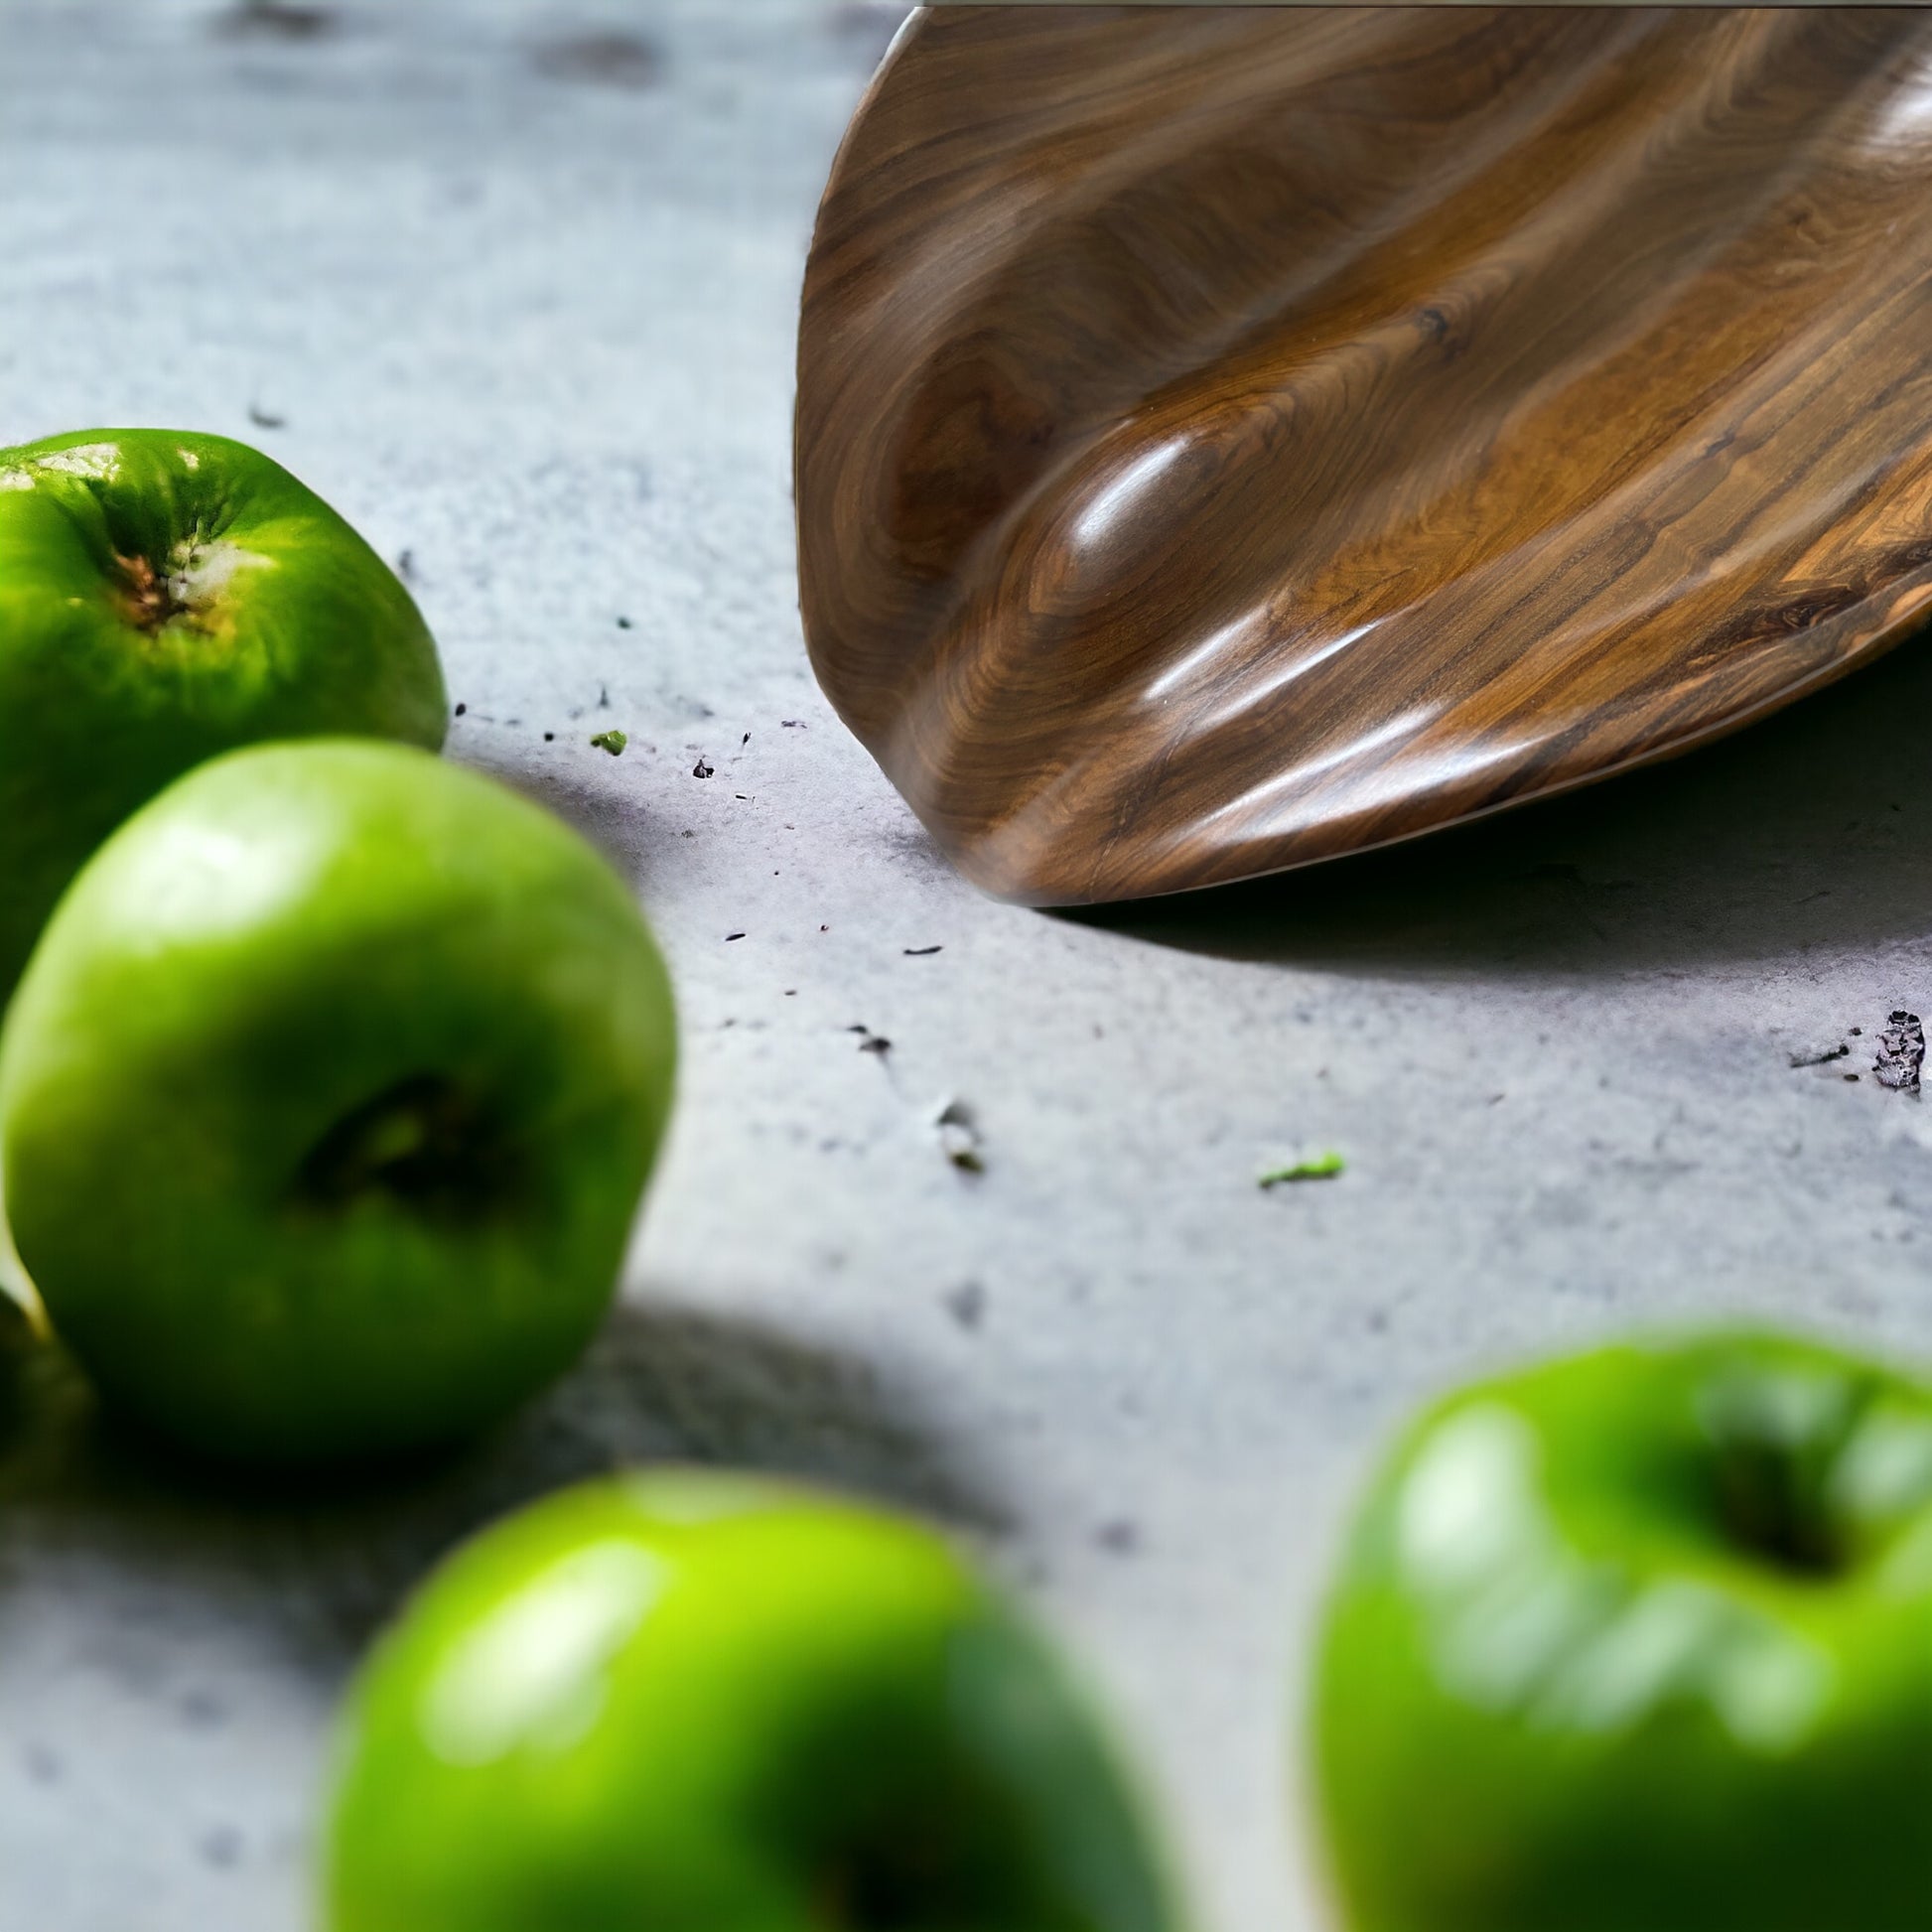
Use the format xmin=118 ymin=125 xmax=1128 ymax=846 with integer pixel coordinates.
xmin=111 ymin=534 xmax=272 ymax=638
xmin=297 ymin=1075 xmax=507 ymax=1219
xmin=1712 ymin=1436 xmax=1847 ymax=1578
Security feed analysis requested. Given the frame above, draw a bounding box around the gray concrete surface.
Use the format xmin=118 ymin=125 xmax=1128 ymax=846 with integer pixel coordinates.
xmin=8 ymin=5 xmax=1932 ymax=1929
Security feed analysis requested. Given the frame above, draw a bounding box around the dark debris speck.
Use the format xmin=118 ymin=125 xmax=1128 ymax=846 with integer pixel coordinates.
xmin=692 ymin=758 xmax=714 ymax=778
xmin=180 ymin=1691 xmax=226 ymax=1730
xmin=943 ymin=1281 xmax=987 ymax=1330
xmin=200 ymin=1827 xmax=244 ymax=1870
xmin=1789 ymin=1042 xmax=1850 ymax=1069
xmin=212 ymin=0 xmax=337 ymax=39
xmin=529 ymin=28 xmax=663 ymax=88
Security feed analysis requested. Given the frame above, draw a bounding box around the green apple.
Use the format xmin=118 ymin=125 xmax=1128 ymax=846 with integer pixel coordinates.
xmin=1311 ymin=1329 xmax=1932 ymax=1932
xmin=0 ymin=426 xmax=446 ymax=996
xmin=0 ymin=739 xmax=674 ymax=1467
xmin=325 ymin=1469 xmax=1177 ymax=1932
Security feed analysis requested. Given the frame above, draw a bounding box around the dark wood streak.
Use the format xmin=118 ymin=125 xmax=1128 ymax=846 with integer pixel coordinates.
xmin=796 ymin=6 xmax=1932 ymax=904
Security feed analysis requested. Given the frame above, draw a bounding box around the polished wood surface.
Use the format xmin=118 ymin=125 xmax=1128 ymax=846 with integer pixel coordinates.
xmin=795 ymin=6 xmax=1932 ymax=905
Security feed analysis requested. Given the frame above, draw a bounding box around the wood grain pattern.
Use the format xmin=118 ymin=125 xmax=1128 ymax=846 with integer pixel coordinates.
xmin=795 ymin=6 xmax=1932 ymax=905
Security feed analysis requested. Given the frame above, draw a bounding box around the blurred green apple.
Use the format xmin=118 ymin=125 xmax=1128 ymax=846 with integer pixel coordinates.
xmin=1312 ymin=1330 xmax=1932 ymax=1932
xmin=0 ymin=427 xmax=446 ymax=996
xmin=325 ymin=1470 xmax=1177 ymax=1932
xmin=0 ymin=740 xmax=674 ymax=1467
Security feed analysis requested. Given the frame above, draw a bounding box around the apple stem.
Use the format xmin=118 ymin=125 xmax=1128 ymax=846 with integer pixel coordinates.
xmin=112 ymin=550 xmax=179 ymax=631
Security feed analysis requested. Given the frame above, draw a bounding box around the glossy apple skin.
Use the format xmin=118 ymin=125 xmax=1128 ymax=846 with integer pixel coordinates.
xmin=0 ymin=427 xmax=446 ymax=996
xmin=1312 ymin=1331 xmax=1932 ymax=1932
xmin=0 ymin=740 xmax=674 ymax=1467
xmin=325 ymin=1470 xmax=1176 ymax=1932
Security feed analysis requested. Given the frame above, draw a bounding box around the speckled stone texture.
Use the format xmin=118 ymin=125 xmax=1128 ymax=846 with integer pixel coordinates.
xmin=8 ymin=6 xmax=1932 ymax=1931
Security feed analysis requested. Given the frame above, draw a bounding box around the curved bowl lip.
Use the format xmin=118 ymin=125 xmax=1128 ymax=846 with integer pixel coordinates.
xmin=793 ymin=5 xmax=1932 ymax=909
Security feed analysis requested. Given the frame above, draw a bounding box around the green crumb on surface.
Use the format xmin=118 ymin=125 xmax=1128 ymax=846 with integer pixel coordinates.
xmin=1258 ymin=1152 xmax=1345 ymax=1186
xmin=590 ymin=730 xmax=627 ymax=757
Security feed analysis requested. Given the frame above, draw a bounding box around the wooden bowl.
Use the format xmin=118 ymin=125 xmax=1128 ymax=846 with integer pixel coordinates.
xmin=796 ymin=6 xmax=1932 ymax=905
